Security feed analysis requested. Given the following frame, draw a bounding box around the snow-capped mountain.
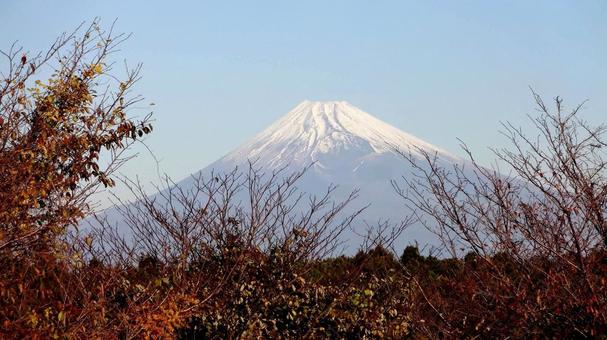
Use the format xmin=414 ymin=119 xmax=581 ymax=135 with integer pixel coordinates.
xmin=219 ymin=100 xmax=458 ymax=171
xmin=178 ymin=100 xmax=467 ymax=250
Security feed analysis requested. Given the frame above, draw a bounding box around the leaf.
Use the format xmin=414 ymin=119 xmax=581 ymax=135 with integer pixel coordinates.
xmin=92 ymin=63 xmax=103 ymax=75
xmin=29 ymin=312 xmax=38 ymax=327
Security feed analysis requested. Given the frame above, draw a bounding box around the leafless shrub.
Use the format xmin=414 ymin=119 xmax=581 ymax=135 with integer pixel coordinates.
xmin=393 ymin=92 xmax=607 ymax=337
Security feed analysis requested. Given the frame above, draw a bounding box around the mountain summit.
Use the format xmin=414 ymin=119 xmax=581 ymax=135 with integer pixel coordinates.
xmin=180 ymin=101 xmax=465 ymax=249
xmin=220 ymin=100 xmax=458 ymax=175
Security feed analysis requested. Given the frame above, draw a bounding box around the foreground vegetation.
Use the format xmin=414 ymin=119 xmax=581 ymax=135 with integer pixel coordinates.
xmin=1 ymin=22 xmax=606 ymax=338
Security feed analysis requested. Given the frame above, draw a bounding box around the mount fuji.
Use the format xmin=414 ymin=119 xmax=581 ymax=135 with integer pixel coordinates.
xmin=174 ymin=100 xmax=467 ymax=250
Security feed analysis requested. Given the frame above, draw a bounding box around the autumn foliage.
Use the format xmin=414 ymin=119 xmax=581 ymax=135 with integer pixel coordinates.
xmin=0 ymin=22 xmax=152 ymax=337
xmin=1 ymin=22 xmax=606 ymax=338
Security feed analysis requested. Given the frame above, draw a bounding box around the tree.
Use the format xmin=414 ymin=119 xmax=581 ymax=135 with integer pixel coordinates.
xmin=394 ymin=92 xmax=607 ymax=337
xmin=0 ymin=21 xmax=151 ymax=337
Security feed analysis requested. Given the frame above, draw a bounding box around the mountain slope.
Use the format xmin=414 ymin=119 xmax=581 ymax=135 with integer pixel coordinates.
xmin=178 ymin=100 xmax=467 ymax=250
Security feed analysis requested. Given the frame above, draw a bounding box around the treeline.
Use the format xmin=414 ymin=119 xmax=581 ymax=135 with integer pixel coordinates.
xmin=1 ymin=22 xmax=606 ymax=338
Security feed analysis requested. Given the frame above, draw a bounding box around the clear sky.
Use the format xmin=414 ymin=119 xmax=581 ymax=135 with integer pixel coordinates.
xmin=2 ymin=1 xmax=606 ymax=201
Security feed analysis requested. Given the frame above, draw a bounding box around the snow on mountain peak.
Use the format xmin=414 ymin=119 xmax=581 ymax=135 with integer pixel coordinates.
xmin=221 ymin=100 xmax=458 ymax=170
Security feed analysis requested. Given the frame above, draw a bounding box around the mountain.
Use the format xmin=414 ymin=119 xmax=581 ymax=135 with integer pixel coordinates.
xmin=216 ymin=100 xmax=459 ymax=172
xmin=175 ymin=100 xmax=467 ymax=251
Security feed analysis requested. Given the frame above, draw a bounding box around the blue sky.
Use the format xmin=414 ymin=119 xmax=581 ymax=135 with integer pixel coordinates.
xmin=2 ymin=1 xmax=606 ymax=199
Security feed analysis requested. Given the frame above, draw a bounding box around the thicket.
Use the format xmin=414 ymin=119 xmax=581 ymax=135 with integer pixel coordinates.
xmin=1 ymin=22 xmax=605 ymax=339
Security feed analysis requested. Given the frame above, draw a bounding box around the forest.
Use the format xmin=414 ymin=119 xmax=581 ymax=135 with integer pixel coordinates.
xmin=1 ymin=22 xmax=606 ymax=339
